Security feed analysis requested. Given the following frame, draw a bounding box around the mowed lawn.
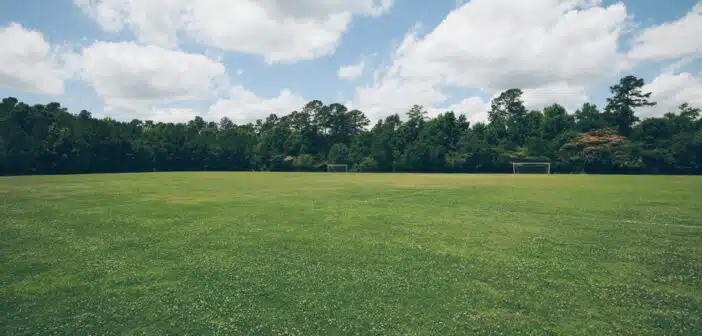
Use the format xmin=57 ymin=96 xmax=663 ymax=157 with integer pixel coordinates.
xmin=1 ymin=173 xmax=701 ymax=335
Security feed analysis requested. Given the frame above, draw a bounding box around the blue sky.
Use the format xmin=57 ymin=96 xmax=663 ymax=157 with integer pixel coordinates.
xmin=1 ymin=0 xmax=701 ymax=124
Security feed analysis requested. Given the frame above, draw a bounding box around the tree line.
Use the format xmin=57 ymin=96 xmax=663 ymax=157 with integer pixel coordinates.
xmin=1 ymin=75 xmax=701 ymax=175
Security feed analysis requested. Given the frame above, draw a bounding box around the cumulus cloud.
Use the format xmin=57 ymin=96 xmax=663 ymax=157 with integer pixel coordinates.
xmin=522 ymin=82 xmax=589 ymax=112
xmin=338 ymin=61 xmax=365 ymax=80
xmin=256 ymin=0 xmax=392 ymax=18
xmin=393 ymin=0 xmax=629 ymax=91
xmin=73 ymin=0 xmax=188 ymax=48
xmin=148 ymin=107 xmax=201 ymax=123
xmin=435 ymin=96 xmax=491 ymax=124
xmin=351 ymin=0 xmax=628 ymax=122
xmin=350 ymin=67 xmax=446 ymax=122
xmin=209 ymin=86 xmax=307 ymax=124
xmin=43 ymin=0 xmax=702 ymax=126
xmin=640 ymin=72 xmax=702 ymax=118
xmin=629 ymin=4 xmax=702 ymax=61
xmin=76 ymin=41 xmax=227 ymax=112
xmin=0 ymin=23 xmax=66 ymax=95
xmin=73 ymin=0 xmax=393 ymax=63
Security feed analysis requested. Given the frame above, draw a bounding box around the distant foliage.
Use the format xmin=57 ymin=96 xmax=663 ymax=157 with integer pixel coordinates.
xmin=353 ymin=156 xmax=378 ymax=172
xmin=561 ymin=129 xmax=643 ymax=173
xmin=1 ymin=75 xmax=701 ymax=175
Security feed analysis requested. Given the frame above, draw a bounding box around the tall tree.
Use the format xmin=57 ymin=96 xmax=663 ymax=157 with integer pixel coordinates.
xmin=488 ymin=89 xmax=528 ymax=146
xmin=488 ymin=89 xmax=527 ymax=124
xmin=604 ymin=75 xmax=657 ymax=136
xmin=541 ymin=104 xmax=575 ymax=140
xmin=575 ymin=103 xmax=607 ymax=132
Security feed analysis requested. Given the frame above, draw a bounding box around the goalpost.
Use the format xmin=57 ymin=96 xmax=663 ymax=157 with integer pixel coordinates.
xmin=512 ymin=162 xmax=551 ymax=174
xmin=327 ymin=164 xmax=348 ymax=173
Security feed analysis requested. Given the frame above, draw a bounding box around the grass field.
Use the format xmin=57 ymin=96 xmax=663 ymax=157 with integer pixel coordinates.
xmin=1 ymin=173 xmax=701 ymax=335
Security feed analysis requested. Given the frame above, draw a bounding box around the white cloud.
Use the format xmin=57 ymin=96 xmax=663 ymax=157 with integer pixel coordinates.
xmin=256 ymin=0 xmax=392 ymax=18
xmin=629 ymin=4 xmax=702 ymax=61
xmin=185 ymin=0 xmax=349 ymax=64
xmin=431 ymin=82 xmax=589 ymax=125
xmin=209 ymin=86 xmax=307 ymax=124
xmin=350 ymin=72 xmax=446 ymax=122
xmin=338 ymin=61 xmax=365 ymax=80
xmin=393 ymin=0 xmax=629 ymax=91
xmin=352 ymin=0 xmax=628 ymax=122
xmin=73 ymin=0 xmax=188 ymax=48
xmin=436 ymin=96 xmax=491 ymax=124
xmin=148 ymin=107 xmax=200 ymax=123
xmin=0 ymin=23 xmax=65 ymax=95
xmin=640 ymin=72 xmax=702 ymax=118
xmin=76 ymin=41 xmax=227 ymax=112
xmin=348 ymin=27 xmax=446 ymax=122
xmin=73 ymin=0 xmax=393 ymax=63
xmin=522 ymin=82 xmax=589 ymax=112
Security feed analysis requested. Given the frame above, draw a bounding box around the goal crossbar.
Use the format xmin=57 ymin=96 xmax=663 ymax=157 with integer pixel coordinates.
xmin=511 ymin=162 xmax=551 ymax=174
xmin=327 ymin=164 xmax=348 ymax=172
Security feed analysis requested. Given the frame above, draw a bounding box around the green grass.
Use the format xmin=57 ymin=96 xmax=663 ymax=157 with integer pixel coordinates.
xmin=1 ymin=173 xmax=701 ymax=335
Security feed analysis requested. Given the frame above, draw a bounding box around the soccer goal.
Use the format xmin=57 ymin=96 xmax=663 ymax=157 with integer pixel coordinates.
xmin=327 ymin=164 xmax=348 ymax=173
xmin=512 ymin=162 xmax=551 ymax=174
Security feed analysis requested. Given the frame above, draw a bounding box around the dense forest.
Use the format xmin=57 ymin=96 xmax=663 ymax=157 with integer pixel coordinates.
xmin=1 ymin=75 xmax=701 ymax=175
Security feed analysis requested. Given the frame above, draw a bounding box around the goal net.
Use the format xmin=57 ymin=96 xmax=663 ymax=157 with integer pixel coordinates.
xmin=512 ymin=162 xmax=551 ymax=174
xmin=327 ymin=164 xmax=348 ymax=172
